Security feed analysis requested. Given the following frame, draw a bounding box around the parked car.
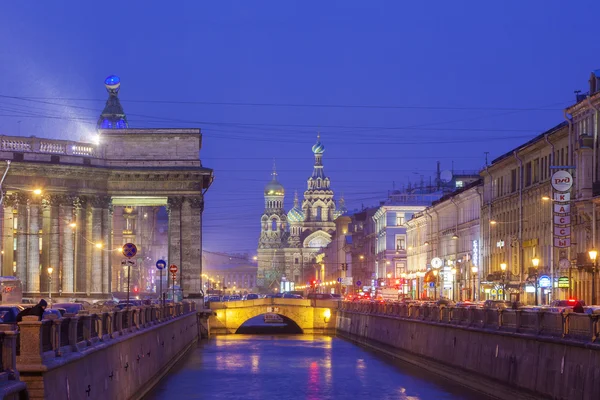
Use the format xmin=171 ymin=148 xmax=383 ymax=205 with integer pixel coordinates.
xmin=245 ymin=294 xmax=259 ymax=300
xmin=43 ymin=309 xmax=63 ymax=319
xmin=0 ymin=306 xmax=23 ymax=324
xmin=282 ymin=293 xmax=302 ymax=299
xmin=482 ymin=300 xmax=514 ymax=310
xmin=548 ymin=299 xmax=586 ymax=312
xmin=307 ymin=293 xmax=333 ymax=300
xmin=52 ymin=303 xmax=84 ymax=315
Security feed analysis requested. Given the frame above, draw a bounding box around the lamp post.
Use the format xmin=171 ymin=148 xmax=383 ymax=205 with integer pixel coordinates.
xmin=500 ymin=262 xmax=507 ymax=300
xmin=471 ymin=266 xmax=478 ymax=301
xmin=589 ymin=250 xmax=597 ymax=305
xmin=432 ymin=269 xmax=439 ymax=300
xmin=451 ymin=267 xmax=457 ymax=302
xmin=47 ymin=267 xmax=53 ymax=303
xmin=532 ymin=257 xmax=540 ymax=306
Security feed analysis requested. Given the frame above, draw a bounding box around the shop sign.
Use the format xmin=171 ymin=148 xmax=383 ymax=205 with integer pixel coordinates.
xmin=558 ymin=277 xmax=570 ymax=288
xmin=538 ymin=275 xmax=552 ymax=288
xmin=551 ymin=171 xmax=573 ymax=192
xmin=472 ymin=240 xmax=479 ymax=266
xmin=554 ymin=238 xmax=571 ymax=248
xmin=554 ymin=226 xmax=571 ymax=236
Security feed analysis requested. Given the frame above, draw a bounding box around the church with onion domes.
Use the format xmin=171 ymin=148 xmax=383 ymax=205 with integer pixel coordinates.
xmin=256 ymin=135 xmax=346 ymax=292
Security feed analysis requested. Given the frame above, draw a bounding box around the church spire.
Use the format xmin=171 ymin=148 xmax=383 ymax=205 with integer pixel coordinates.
xmin=97 ymin=75 xmax=128 ymax=129
xmin=310 ymin=132 xmax=326 ymax=180
xmin=293 ymin=190 xmax=299 ymax=208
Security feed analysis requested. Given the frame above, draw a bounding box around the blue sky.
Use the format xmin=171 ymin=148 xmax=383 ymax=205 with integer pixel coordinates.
xmin=0 ymin=1 xmax=598 ymax=254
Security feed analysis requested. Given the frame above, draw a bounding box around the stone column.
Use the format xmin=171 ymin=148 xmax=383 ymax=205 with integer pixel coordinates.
xmin=85 ymin=204 xmax=93 ymax=296
xmin=16 ymin=193 xmax=28 ymax=288
xmin=2 ymin=197 xmax=15 ymax=277
xmin=48 ymin=197 xmax=60 ymax=292
xmin=74 ymin=196 xmax=87 ymax=294
xmin=167 ymin=197 xmax=183 ymax=295
xmin=182 ymin=196 xmax=203 ymax=297
xmin=90 ymin=196 xmax=105 ymax=295
xmin=60 ymin=196 xmax=75 ymax=294
xmin=102 ymin=197 xmax=113 ymax=294
xmin=40 ymin=197 xmax=51 ymax=295
xmin=27 ymin=195 xmax=41 ymax=294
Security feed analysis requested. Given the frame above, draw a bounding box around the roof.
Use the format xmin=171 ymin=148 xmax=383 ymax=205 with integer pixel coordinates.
xmin=489 ymin=121 xmax=567 ymax=166
xmin=431 ymin=178 xmax=483 ymax=206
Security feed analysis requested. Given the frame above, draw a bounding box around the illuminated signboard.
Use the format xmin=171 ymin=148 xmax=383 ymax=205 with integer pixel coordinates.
xmin=472 ymin=240 xmax=479 ymax=267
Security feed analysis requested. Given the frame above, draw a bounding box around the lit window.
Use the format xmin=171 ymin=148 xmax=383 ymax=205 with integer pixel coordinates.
xmin=456 ymin=181 xmax=464 ymax=188
xmin=396 ymin=215 xmax=405 ymax=226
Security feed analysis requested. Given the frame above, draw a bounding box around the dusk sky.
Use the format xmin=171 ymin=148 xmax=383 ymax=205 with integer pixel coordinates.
xmin=1 ymin=1 xmax=598 ymax=255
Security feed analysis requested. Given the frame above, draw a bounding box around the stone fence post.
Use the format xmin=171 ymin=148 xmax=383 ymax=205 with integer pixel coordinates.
xmin=115 ymin=310 xmax=123 ymax=336
xmin=0 ymin=326 xmax=18 ymax=379
xmin=68 ymin=316 xmax=80 ymax=351
xmin=79 ymin=313 xmax=92 ymax=346
xmin=17 ymin=316 xmax=44 ymax=366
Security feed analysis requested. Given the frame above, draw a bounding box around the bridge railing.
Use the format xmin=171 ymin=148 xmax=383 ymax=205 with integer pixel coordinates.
xmin=0 ymin=325 xmax=19 ymax=380
xmin=339 ymin=302 xmax=600 ymax=343
xmin=16 ymin=302 xmax=197 ymax=366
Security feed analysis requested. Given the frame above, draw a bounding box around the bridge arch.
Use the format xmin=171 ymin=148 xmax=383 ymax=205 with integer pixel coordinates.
xmin=235 ymin=313 xmax=303 ymax=334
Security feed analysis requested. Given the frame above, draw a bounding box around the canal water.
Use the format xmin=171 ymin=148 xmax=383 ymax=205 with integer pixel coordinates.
xmin=144 ymin=335 xmax=492 ymax=400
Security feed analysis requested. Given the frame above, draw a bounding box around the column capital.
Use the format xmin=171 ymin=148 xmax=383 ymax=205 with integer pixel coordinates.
xmin=167 ymin=196 xmax=184 ymax=212
xmin=73 ymin=195 xmax=88 ymax=209
xmin=186 ymin=196 xmax=204 ymax=211
xmin=42 ymin=193 xmax=62 ymax=207
xmin=89 ymin=195 xmax=112 ymax=209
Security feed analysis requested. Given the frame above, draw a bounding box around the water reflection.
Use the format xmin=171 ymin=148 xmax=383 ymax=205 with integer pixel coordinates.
xmin=144 ymin=335 xmax=491 ymax=400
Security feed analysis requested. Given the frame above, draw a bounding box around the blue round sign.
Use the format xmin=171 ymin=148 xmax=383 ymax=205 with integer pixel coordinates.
xmin=538 ymin=275 xmax=552 ymax=288
xmin=356 ymin=280 xmax=362 ymax=286
xmin=156 ymin=260 xmax=166 ymax=270
xmin=337 ymin=277 xmax=342 ymax=283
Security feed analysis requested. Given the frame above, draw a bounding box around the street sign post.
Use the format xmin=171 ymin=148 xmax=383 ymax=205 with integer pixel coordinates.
xmin=156 ymin=260 xmax=166 ymax=307
xmin=122 ymin=243 xmax=137 ymax=309
xmin=169 ymin=264 xmax=178 ymax=302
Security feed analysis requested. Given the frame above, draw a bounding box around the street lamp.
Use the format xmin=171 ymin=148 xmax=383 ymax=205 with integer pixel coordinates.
xmin=500 ymin=262 xmax=507 ymax=300
xmin=451 ymin=267 xmax=457 ymax=302
xmin=589 ymin=249 xmax=597 ymax=305
xmin=471 ymin=266 xmax=478 ymax=301
xmin=432 ymin=269 xmax=439 ymax=300
xmin=532 ymin=257 xmax=540 ymax=305
xmin=47 ymin=267 xmax=53 ymax=302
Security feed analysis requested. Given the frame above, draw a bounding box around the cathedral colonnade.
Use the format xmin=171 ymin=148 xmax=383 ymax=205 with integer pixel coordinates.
xmin=0 ymin=192 xmax=205 ymax=297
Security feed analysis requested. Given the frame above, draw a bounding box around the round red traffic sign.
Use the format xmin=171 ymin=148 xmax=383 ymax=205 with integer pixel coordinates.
xmin=169 ymin=264 xmax=178 ymax=274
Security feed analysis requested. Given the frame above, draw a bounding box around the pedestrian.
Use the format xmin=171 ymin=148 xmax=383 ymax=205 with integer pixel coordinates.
xmin=16 ymin=299 xmax=48 ymax=323
xmin=573 ymin=301 xmax=585 ymax=314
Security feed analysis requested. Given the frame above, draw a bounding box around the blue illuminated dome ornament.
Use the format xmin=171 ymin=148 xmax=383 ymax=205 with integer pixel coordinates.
xmin=97 ymin=75 xmax=128 ymax=129
xmin=312 ymin=133 xmax=325 ymax=154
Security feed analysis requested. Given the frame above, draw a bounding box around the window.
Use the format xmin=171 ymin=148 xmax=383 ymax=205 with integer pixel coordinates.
xmin=271 ymin=218 xmax=277 ymax=231
xmin=316 ymin=207 xmax=322 ymax=222
xmin=12 ymin=216 xmax=17 ymax=230
xmin=13 ymin=238 xmax=16 ymax=251
xmin=456 ymin=181 xmax=464 ymax=188
xmin=533 ymin=158 xmax=539 ymax=184
xmin=511 ymin=169 xmax=517 ymax=192
xmin=295 ymin=258 xmax=299 ymax=265
xmin=396 ymin=214 xmax=405 ymax=226
xmin=396 ymin=262 xmax=406 ymax=277
xmin=525 ymin=162 xmax=532 ymax=186
xmin=395 ymin=235 xmax=406 ymax=250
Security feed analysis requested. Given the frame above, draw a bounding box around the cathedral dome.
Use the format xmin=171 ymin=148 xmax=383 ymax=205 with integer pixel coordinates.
xmin=287 ymin=206 xmax=305 ymax=223
xmin=312 ymin=140 xmax=325 ymax=154
xmin=264 ymin=180 xmax=285 ymax=196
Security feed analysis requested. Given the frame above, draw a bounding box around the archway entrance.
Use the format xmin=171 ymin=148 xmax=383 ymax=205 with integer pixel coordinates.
xmin=235 ymin=313 xmax=303 ymax=334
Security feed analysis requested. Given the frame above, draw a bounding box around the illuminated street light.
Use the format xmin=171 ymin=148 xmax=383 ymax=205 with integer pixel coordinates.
xmin=490 ymin=220 xmax=497 ymax=225
xmin=531 ymin=258 xmax=540 ymax=305
xmin=471 ymin=266 xmax=478 ymax=301
xmin=541 ymin=196 xmax=550 ymax=201
xmin=589 ymin=250 xmax=598 ymax=305
xmin=95 ymin=243 xmax=103 ymax=249
xmin=33 ymin=189 xmax=42 ymax=195
xmin=69 ymin=222 xmax=76 ymax=228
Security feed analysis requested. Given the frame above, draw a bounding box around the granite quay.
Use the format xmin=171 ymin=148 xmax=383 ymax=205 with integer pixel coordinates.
xmin=9 ymin=301 xmax=200 ymax=400
xmin=338 ymin=301 xmax=600 ymax=400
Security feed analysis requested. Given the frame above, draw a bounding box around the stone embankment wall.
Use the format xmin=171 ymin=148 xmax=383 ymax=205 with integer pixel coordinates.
xmin=17 ymin=302 xmax=200 ymax=400
xmin=337 ymin=307 xmax=600 ymax=400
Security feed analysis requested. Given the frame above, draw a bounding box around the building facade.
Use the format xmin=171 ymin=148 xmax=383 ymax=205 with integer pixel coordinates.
xmin=0 ymin=76 xmax=213 ymax=298
xmin=257 ymin=136 xmax=344 ymax=292
xmin=406 ymin=181 xmax=482 ymax=301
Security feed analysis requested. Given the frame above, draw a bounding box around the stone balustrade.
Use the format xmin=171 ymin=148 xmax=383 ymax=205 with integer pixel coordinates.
xmin=17 ymin=302 xmax=197 ymax=366
xmin=340 ymin=301 xmax=600 ymax=342
xmin=0 ymin=135 xmax=98 ymax=157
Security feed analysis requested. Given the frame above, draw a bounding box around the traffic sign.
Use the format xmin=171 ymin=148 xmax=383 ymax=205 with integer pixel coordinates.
xmin=356 ymin=280 xmax=362 ymax=286
xmin=337 ymin=277 xmax=342 ymax=283
xmin=122 ymin=243 xmax=137 ymax=258
xmin=156 ymin=260 xmax=166 ymax=270
xmin=169 ymin=264 xmax=178 ymax=274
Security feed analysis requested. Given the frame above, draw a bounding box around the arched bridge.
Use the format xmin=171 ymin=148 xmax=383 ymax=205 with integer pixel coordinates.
xmin=208 ymin=298 xmax=339 ymax=335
